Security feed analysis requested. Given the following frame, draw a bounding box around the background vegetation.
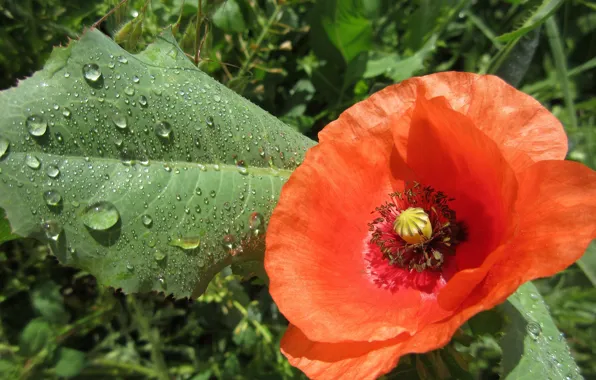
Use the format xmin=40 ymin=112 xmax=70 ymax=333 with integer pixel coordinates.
xmin=0 ymin=0 xmax=595 ymax=378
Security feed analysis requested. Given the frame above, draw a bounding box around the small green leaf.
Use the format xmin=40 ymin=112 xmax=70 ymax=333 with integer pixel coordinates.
xmin=309 ymin=0 xmax=374 ymax=64
xmin=402 ymin=0 xmax=455 ymax=51
xmin=54 ymin=348 xmax=87 ymax=378
xmin=384 ymin=36 xmax=437 ymax=83
xmin=0 ymin=208 xmax=18 ymax=244
xmin=498 ymin=282 xmax=582 ymax=380
xmin=31 ymin=281 xmax=70 ymax=324
xmin=212 ymin=0 xmax=246 ymax=33
xmin=19 ymin=318 xmax=54 ymax=357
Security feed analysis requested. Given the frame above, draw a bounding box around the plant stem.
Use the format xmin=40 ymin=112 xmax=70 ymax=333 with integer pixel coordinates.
xmin=129 ymin=296 xmax=170 ymax=380
xmin=235 ymin=5 xmax=282 ymax=80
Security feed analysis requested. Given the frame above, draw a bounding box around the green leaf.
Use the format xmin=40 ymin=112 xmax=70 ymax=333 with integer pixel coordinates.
xmin=31 ymin=281 xmax=70 ymax=324
xmin=498 ymin=282 xmax=582 ymax=380
xmin=493 ymin=26 xmax=541 ymax=87
xmin=402 ymin=0 xmax=456 ymax=51
xmin=54 ymin=348 xmax=87 ymax=378
xmin=495 ymin=0 xmax=565 ymax=43
xmin=384 ymin=36 xmax=437 ymax=83
xmin=0 ymin=359 xmax=20 ymax=380
xmin=19 ymin=318 xmax=54 ymax=357
xmin=577 ymin=240 xmax=596 ymax=287
xmin=309 ymin=0 xmax=374 ymax=64
xmin=0 ymin=208 xmax=19 ymax=244
xmin=212 ymin=0 xmax=246 ymax=34
xmin=0 ymin=29 xmax=315 ymax=298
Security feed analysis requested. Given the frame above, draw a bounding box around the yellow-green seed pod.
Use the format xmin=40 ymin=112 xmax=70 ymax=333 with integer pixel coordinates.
xmin=394 ymin=207 xmax=432 ymax=244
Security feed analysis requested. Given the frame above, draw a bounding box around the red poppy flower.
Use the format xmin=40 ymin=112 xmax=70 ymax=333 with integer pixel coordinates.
xmin=265 ymin=72 xmax=596 ymax=379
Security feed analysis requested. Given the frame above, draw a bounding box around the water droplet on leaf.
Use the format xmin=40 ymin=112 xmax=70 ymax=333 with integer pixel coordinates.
xmin=154 ymin=250 xmax=166 ymax=262
xmin=142 ymin=214 xmax=153 ymax=227
xmin=527 ymin=322 xmax=542 ymax=340
xmin=170 ymin=236 xmax=200 ymax=250
xmin=154 ymin=121 xmax=172 ymax=138
xmin=82 ymin=63 xmax=102 ymax=83
xmin=41 ymin=220 xmax=62 ymax=241
xmin=249 ymin=212 xmax=264 ymax=235
xmin=158 ymin=275 xmax=167 ymax=289
xmin=25 ymin=154 xmax=41 ymax=169
xmin=112 ymin=113 xmax=127 ymax=129
xmin=0 ymin=136 xmax=9 ymax=158
xmin=82 ymin=201 xmax=120 ymax=231
xmin=43 ymin=190 xmax=62 ymax=206
xmin=26 ymin=115 xmax=48 ymax=137
xmin=45 ymin=165 xmax=60 ymax=178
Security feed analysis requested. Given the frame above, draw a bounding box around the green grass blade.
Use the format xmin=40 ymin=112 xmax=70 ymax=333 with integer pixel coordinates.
xmin=545 ymin=16 xmax=578 ymax=130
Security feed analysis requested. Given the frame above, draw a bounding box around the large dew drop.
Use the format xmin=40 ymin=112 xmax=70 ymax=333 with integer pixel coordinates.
xmin=154 ymin=121 xmax=172 ymax=138
xmin=46 ymin=165 xmax=60 ymax=178
xmin=43 ymin=190 xmax=62 ymax=206
xmin=0 ymin=136 xmax=9 ymax=158
xmin=26 ymin=115 xmax=47 ymax=137
xmin=526 ymin=321 xmax=542 ymax=340
xmin=141 ymin=214 xmax=153 ymax=227
xmin=25 ymin=154 xmax=41 ymax=169
xmin=82 ymin=201 xmax=120 ymax=230
xmin=154 ymin=250 xmax=166 ymax=262
xmin=170 ymin=236 xmax=200 ymax=250
xmin=249 ymin=212 xmax=265 ymax=235
xmin=112 ymin=113 xmax=128 ymax=129
xmin=41 ymin=220 xmax=62 ymax=241
xmin=82 ymin=63 xmax=102 ymax=83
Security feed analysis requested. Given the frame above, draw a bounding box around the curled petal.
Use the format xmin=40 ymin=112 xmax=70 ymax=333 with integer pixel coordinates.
xmin=320 ymin=72 xmax=566 ymax=174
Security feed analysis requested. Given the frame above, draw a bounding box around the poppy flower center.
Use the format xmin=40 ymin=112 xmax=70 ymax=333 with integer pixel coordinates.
xmin=368 ymin=183 xmax=464 ymax=273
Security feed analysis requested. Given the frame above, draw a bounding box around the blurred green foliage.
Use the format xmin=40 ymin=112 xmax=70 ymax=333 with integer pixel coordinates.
xmin=1 ymin=0 xmax=596 ymax=378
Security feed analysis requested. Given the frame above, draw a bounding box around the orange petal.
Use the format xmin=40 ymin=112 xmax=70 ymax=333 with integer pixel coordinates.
xmin=395 ymin=91 xmax=518 ymax=270
xmin=439 ymin=160 xmax=596 ymax=310
xmin=266 ymin=131 xmax=450 ymax=343
xmin=280 ymin=325 xmax=403 ymax=380
xmin=320 ymin=72 xmax=566 ymax=174
xmin=281 ymin=317 xmax=470 ymax=380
